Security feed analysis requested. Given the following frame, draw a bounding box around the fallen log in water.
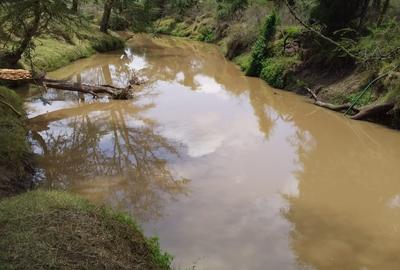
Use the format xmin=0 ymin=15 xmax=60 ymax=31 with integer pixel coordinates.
xmin=0 ymin=69 xmax=144 ymax=100
xmin=305 ymin=87 xmax=395 ymax=121
xmin=42 ymin=79 xmax=132 ymax=99
xmin=350 ymin=103 xmax=395 ymax=120
xmin=305 ymin=87 xmax=359 ymax=113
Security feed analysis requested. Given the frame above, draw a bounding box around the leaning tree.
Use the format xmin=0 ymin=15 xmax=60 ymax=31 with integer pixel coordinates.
xmin=0 ymin=0 xmax=77 ymax=67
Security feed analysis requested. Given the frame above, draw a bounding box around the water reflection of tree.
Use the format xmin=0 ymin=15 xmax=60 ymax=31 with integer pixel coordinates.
xmin=283 ymin=119 xmax=400 ymax=270
xmin=243 ymin=76 xmax=400 ymax=269
xmin=31 ymin=100 xmax=189 ymax=222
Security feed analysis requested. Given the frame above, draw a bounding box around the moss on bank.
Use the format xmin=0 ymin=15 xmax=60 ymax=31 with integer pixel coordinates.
xmin=21 ymin=24 xmax=124 ymax=72
xmin=0 ymin=86 xmax=32 ymax=198
xmin=0 ymin=190 xmax=172 ymax=270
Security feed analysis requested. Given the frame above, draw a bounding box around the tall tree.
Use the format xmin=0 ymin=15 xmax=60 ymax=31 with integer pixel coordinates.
xmin=100 ymin=0 xmax=115 ymax=33
xmin=72 ymin=0 xmax=79 ymax=13
xmin=0 ymin=0 xmax=75 ymax=67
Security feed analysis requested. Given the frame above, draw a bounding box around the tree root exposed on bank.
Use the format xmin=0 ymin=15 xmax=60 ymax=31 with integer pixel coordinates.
xmin=305 ymin=87 xmax=395 ymax=121
xmin=0 ymin=69 xmax=145 ymax=100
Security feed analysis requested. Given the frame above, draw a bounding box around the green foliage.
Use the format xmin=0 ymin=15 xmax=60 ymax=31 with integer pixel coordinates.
xmin=0 ymin=190 xmax=173 ymax=269
xmin=147 ymin=237 xmax=174 ymax=269
xmin=233 ymin=51 xmax=252 ymax=70
xmin=198 ymin=26 xmax=216 ymax=43
xmin=347 ymin=89 xmax=375 ymax=106
xmin=355 ymin=20 xmax=400 ymax=67
xmin=245 ymin=12 xmax=277 ymax=76
xmin=0 ymin=0 xmax=77 ymax=65
xmin=155 ymin=17 xmax=179 ymax=34
xmin=21 ymin=25 xmax=124 ymax=72
xmin=216 ymin=0 xmax=248 ymax=20
xmin=0 ymin=86 xmax=28 ymax=170
xmin=283 ymin=25 xmax=302 ymax=39
xmin=260 ymin=56 xmax=298 ymax=88
xmin=310 ymin=0 xmax=364 ymax=32
xmin=170 ymin=0 xmax=198 ymax=14
xmin=109 ymin=14 xmax=130 ymax=31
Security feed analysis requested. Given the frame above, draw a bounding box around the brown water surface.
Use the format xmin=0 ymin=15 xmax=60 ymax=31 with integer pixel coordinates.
xmin=26 ymin=34 xmax=400 ymax=270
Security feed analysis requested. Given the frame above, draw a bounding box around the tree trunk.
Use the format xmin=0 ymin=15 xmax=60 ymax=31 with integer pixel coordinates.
xmin=100 ymin=0 xmax=115 ymax=33
xmin=72 ymin=0 xmax=79 ymax=13
xmin=357 ymin=0 xmax=371 ymax=31
xmin=372 ymin=0 xmax=382 ymax=18
xmin=377 ymin=0 xmax=390 ymax=26
xmin=5 ymin=1 xmax=41 ymax=67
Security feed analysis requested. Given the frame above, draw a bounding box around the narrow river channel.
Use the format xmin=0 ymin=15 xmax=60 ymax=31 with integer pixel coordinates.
xmin=25 ymin=34 xmax=400 ymax=270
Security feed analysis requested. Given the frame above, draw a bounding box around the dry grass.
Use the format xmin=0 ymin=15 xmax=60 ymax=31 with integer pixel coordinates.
xmin=0 ymin=191 xmax=172 ymax=270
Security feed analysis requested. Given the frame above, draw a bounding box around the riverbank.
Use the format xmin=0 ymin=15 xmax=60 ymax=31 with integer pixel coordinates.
xmin=0 ymin=86 xmax=33 ymax=198
xmin=151 ymin=2 xmax=400 ymax=128
xmin=0 ymin=191 xmax=172 ymax=269
xmin=20 ymin=24 xmax=124 ymax=72
xmin=0 ymin=28 xmax=173 ymax=270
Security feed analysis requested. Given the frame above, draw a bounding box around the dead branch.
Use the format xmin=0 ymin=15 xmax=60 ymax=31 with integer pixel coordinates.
xmin=0 ymin=95 xmax=22 ymax=117
xmin=305 ymin=87 xmax=358 ymax=112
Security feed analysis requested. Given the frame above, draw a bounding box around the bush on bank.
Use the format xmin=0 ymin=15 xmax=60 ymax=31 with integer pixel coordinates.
xmin=0 ymin=86 xmax=32 ymax=199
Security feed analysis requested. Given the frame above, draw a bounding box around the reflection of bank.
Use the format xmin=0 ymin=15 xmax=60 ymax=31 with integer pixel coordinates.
xmin=245 ymin=78 xmax=400 ymax=270
xmin=30 ymin=97 xmax=189 ymax=222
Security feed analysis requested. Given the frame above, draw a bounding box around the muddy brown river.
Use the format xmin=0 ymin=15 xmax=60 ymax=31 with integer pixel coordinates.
xmin=26 ymin=34 xmax=400 ymax=270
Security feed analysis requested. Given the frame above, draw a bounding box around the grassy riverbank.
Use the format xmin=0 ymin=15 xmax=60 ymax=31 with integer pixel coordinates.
xmin=0 ymin=191 xmax=172 ymax=270
xmin=20 ymin=24 xmax=124 ymax=72
xmin=151 ymin=1 xmax=400 ymax=127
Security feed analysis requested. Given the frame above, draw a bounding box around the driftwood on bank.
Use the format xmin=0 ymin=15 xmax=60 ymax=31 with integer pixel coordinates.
xmin=305 ymin=87 xmax=395 ymax=121
xmin=305 ymin=87 xmax=358 ymax=113
xmin=350 ymin=103 xmax=394 ymax=120
xmin=0 ymin=69 xmax=145 ymax=100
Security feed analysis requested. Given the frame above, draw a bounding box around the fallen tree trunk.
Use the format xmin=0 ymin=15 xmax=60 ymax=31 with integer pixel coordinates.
xmin=42 ymin=79 xmax=132 ymax=99
xmin=305 ymin=87 xmax=396 ymax=121
xmin=0 ymin=69 xmax=144 ymax=100
xmin=350 ymin=103 xmax=395 ymax=120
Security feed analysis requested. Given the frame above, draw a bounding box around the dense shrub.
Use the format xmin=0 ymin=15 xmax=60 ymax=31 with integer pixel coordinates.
xmin=245 ymin=12 xmax=277 ymax=77
xmin=198 ymin=26 xmax=216 ymax=43
xmin=260 ymin=56 xmax=298 ymax=88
